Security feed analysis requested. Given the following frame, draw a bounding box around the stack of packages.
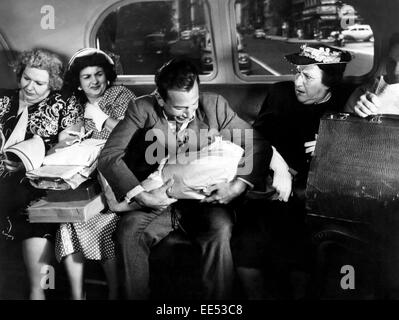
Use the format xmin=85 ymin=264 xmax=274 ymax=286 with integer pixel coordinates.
xmin=26 ymin=138 xmax=107 ymax=223
xmin=27 ymin=138 xmax=105 ymax=190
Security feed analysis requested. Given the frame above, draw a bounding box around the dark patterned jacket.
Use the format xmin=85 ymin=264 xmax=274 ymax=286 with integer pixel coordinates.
xmin=0 ymin=88 xmax=83 ymax=151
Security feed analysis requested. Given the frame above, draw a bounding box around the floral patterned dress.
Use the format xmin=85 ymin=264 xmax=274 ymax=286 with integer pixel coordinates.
xmin=55 ymin=85 xmax=136 ymax=261
xmin=0 ymin=88 xmax=83 ymax=241
xmin=0 ymin=89 xmax=81 ymax=150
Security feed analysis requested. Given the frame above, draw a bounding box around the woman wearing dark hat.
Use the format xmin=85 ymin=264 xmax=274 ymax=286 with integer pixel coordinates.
xmin=55 ymin=48 xmax=136 ymax=300
xmin=232 ymin=44 xmax=352 ymax=299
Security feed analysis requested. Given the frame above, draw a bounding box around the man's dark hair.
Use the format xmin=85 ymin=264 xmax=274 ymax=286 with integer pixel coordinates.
xmin=63 ymin=52 xmax=117 ymax=102
xmin=155 ymin=59 xmax=200 ymax=100
xmin=318 ymin=63 xmax=347 ymax=88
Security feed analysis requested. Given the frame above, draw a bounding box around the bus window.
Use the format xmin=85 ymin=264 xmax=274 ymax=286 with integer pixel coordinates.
xmin=94 ymin=0 xmax=214 ymax=76
xmin=234 ymin=0 xmax=374 ymax=77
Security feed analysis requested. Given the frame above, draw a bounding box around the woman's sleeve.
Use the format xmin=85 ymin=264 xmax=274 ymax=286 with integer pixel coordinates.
xmin=0 ymin=89 xmax=13 ymax=126
xmin=252 ymin=92 xmax=279 ymax=142
xmin=98 ymin=98 xmax=148 ymax=200
xmin=109 ymin=86 xmax=136 ymax=120
xmin=58 ymin=93 xmax=84 ymax=131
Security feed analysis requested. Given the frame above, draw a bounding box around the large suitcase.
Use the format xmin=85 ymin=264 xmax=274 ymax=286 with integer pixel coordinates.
xmin=306 ymin=113 xmax=399 ymax=230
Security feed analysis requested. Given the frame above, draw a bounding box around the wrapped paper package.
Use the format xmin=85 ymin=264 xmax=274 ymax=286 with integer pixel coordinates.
xmin=26 ymin=139 xmax=106 ymax=189
xmin=124 ymin=137 xmax=244 ymax=201
xmin=27 ymin=194 xmax=106 ymax=223
xmin=160 ymin=138 xmax=244 ymax=199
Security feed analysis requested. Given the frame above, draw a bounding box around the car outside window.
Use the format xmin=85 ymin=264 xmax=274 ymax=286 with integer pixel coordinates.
xmin=93 ymin=0 xmax=214 ymax=76
xmin=234 ymin=0 xmax=374 ymax=78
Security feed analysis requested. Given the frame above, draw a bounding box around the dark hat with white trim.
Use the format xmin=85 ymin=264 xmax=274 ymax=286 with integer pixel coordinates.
xmin=285 ymin=44 xmax=352 ymax=65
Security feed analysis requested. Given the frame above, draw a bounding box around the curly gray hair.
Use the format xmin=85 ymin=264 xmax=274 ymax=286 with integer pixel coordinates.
xmin=12 ymin=48 xmax=64 ymax=91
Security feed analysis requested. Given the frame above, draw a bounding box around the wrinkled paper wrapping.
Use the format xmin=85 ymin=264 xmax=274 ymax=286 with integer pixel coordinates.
xmin=140 ymin=138 xmax=244 ymax=199
xmin=26 ymin=139 xmax=106 ymax=189
xmin=377 ymin=83 xmax=399 ymax=115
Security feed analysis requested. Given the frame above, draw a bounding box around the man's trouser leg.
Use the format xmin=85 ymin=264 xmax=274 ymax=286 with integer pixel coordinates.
xmin=179 ymin=203 xmax=235 ymax=300
xmin=116 ymin=207 xmax=173 ymax=299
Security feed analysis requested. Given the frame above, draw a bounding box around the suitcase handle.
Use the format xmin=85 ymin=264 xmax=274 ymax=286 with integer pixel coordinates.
xmin=326 ymin=113 xmax=383 ymax=124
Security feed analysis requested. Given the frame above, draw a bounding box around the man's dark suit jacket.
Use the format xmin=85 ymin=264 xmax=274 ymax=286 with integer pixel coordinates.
xmin=98 ymin=92 xmax=272 ymax=200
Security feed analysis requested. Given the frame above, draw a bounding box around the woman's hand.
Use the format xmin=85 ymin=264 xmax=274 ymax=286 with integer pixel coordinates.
xmin=304 ymin=134 xmax=318 ymax=156
xmin=58 ymin=121 xmax=85 ymax=146
xmin=354 ymin=92 xmax=380 ymax=118
xmin=84 ymin=102 xmax=109 ymax=131
xmin=269 ymin=147 xmax=292 ymax=202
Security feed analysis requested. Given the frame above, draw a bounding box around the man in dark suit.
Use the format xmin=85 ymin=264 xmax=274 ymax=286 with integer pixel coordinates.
xmin=98 ymin=59 xmax=272 ymax=299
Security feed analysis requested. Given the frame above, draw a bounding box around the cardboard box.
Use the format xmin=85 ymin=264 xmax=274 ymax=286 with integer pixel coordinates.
xmin=27 ymin=194 xmax=106 ymax=223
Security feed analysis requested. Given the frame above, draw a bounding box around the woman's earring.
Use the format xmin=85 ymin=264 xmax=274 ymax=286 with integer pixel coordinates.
xmin=107 ymin=80 xmax=110 ymax=85
xmin=78 ymin=86 xmax=82 ymax=91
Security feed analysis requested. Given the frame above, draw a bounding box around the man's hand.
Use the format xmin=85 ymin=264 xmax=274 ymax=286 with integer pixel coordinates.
xmin=201 ymin=178 xmax=247 ymax=204
xmin=269 ymin=147 xmax=292 ymax=202
xmin=354 ymin=92 xmax=381 ymax=118
xmin=134 ymin=179 xmax=177 ymax=213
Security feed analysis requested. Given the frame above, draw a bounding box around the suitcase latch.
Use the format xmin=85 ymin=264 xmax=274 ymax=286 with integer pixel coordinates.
xmin=327 ymin=113 xmax=349 ymax=121
xmin=368 ymin=115 xmax=382 ymax=124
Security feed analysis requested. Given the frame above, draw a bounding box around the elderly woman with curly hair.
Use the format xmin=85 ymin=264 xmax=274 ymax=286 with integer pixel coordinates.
xmin=0 ymin=48 xmax=82 ymax=299
xmin=55 ymin=48 xmax=136 ymax=300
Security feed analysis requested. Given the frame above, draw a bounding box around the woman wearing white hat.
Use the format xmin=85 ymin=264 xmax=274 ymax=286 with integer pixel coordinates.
xmin=55 ymin=48 xmax=136 ymax=300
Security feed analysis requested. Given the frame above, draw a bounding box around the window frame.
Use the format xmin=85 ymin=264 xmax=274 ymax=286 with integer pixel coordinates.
xmin=228 ymin=0 xmax=293 ymax=83
xmin=228 ymin=0 xmax=377 ymax=84
xmin=0 ymin=32 xmax=14 ymax=61
xmin=86 ymin=0 xmax=378 ymax=85
xmin=88 ymin=0 xmax=217 ymax=84
xmin=0 ymin=31 xmax=17 ymax=88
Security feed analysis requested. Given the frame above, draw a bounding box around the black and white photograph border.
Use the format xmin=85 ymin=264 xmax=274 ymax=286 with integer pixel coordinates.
xmin=0 ymin=0 xmax=398 ymax=310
